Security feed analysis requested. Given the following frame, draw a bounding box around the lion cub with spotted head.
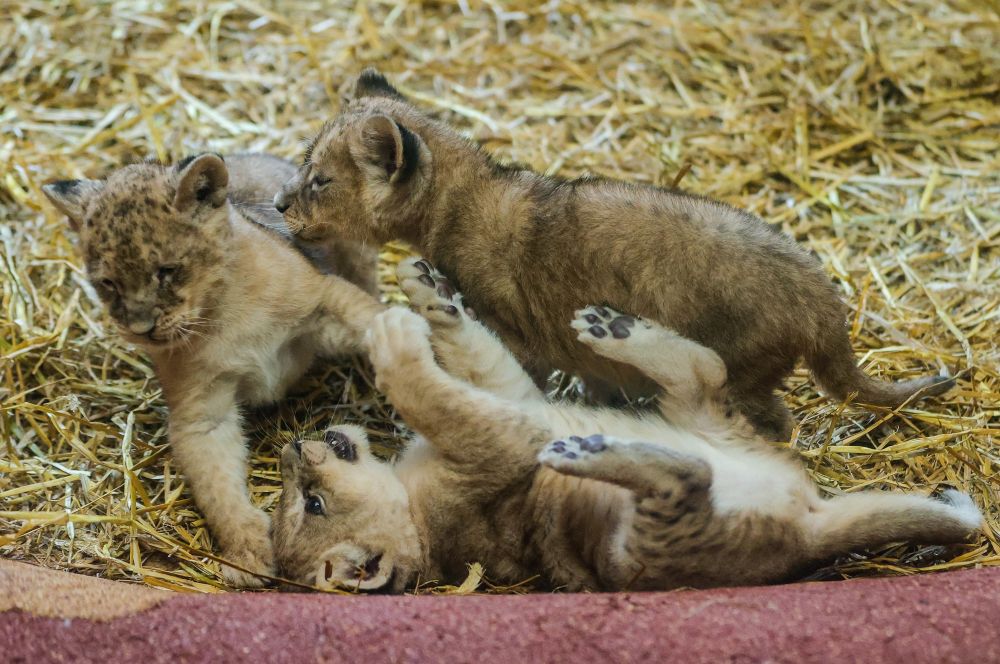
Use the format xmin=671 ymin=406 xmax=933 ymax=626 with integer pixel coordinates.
xmin=43 ymin=154 xmax=384 ymax=586
xmin=271 ymin=258 xmax=980 ymax=593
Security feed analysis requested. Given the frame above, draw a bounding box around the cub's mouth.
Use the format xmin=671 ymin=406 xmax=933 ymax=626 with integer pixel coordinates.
xmin=318 ymin=551 xmax=398 ymax=593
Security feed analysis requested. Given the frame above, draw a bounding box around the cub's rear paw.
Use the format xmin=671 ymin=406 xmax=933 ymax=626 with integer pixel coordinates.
xmin=570 ymin=306 xmax=662 ymax=359
xmin=397 ymin=258 xmax=475 ymax=327
xmin=935 ymin=489 xmax=984 ymax=531
xmin=366 ymin=308 xmax=434 ymax=381
xmin=219 ymin=515 xmax=275 ymax=588
xmin=538 ymin=434 xmax=616 ymax=477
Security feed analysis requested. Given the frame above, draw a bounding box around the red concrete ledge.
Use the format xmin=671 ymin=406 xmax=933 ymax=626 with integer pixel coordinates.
xmin=2 ymin=560 xmax=999 ymax=663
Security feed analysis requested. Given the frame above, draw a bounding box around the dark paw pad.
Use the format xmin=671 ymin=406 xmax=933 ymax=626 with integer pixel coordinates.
xmin=579 ymin=434 xmax=607 ymax=452
xmin=435 ymin=280 xmax=455 ymax=299
xmin=608 ymin=316 xmax=636 ymax=339
xmin=428 ymin=304 xmax=459 ymax=317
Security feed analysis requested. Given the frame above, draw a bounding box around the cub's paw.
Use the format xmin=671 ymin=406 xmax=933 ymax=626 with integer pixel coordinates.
xmin=935 ymin=489 xmax=984 ymax=532
xmin=571 ymin=306 xmax=671 ymax=362
xmin=397 ymin=257 xmax=475 ymax=328
xmin=538 ymin=434 xmax=616 ymax=478
xmin=219 ymin=513 xmax=275 ymax=588
xmin=571 ymin=306 xmax=656 ymax=340
xmin=366 ymin=308 xmax=434 ymax=379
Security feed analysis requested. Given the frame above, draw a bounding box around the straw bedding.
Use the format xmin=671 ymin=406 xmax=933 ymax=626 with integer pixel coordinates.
xmin=1 ymin=1 xmax=997 ymax=593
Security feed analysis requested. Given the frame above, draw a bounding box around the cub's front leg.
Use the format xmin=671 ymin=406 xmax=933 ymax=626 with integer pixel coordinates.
xmin=539 ymin=434 xmax=715 ymax=590
xmin=168 ymin=385 xmax=273 ymax=587
xmin=311 ymin=272 xmax=387 ymax=355
xmin=397 ymin=257 xmax=543 ymax=402
xmin=367 ymin=308 xmax=550 ymax=484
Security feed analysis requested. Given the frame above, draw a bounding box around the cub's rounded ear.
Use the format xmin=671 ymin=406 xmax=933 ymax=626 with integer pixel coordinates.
xmin=350 ymin=115 xmax=422 ymax=184
xmin=350 ymin=68 xmax=406 ymax=102
xmin=173 ymin=153 xmax=228 ymax=211
xmin=41 ymin=179 xmax=104 ymax=231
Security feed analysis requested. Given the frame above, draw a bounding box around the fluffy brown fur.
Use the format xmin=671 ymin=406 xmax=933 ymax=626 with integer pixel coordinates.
xmin=270 ymin=258 xmax=980 ymax=593
xmin=42 ymin=153 xmax=385 ymax=586
xmin=274 ymin=69 xmax=952 ymax=438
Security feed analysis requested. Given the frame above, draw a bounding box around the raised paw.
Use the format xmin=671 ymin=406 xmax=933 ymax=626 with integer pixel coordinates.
xmin=397 ymin=257 xmax=476 ymax=327
xmin=538 ymin=434 xmax=617 ymax=477
xmin=570 ymin=305 xmax=651 ymax=341
xmin=365 ymin=308 xmax=434 ymax=381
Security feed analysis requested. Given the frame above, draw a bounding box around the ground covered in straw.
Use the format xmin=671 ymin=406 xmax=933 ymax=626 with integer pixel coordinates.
xmin=1 ymin=1 xmax=998 ymax=593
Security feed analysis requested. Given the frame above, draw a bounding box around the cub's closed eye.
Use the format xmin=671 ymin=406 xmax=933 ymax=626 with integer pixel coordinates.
xmin=311 ymin=176 xmax=331 ymax=191
xmin=99 ymin=278 xmax=119 ymax=293
xmin=305 ymin=494 xmax=325 ymax=515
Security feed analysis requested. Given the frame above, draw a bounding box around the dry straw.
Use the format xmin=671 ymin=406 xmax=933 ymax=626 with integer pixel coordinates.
xmin=1 ymin=0 xmax=998 ymax=593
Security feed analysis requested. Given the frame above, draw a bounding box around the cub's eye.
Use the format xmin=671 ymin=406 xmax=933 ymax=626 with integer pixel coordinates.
xmin=99 ymin=278 xmax=119 ymax=293
xmin=311 ymin=176 xmax=331 ymax=191
xmin=157 ymin=265 xmax=178 ymax=284
xmin=304 ymin=494 xmax=325 ymax=516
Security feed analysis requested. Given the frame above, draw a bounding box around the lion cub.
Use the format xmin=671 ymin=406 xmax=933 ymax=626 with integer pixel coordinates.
xmin=270 ymin=259 xmax=980 ymax=593
xmin=274 ymin=69 xmax=952 ymax=439
xmin=43 ymin=153 xmax=384 ymax=586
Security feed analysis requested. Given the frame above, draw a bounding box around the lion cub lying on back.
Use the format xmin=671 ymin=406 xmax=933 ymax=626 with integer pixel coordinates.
xmin=271 ymin=259 xmax=980 ymax=592
xmin=43 ymin=154 xmax=384 ymax=586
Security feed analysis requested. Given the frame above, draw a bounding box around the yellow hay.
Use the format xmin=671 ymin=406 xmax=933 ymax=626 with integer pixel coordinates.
xmin=1 ymin=0 xmax=998 ymax=592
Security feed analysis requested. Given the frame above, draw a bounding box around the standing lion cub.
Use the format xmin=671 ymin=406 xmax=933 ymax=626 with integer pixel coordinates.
xmin=274 ymin=69 xmax=951 ymax=438
xmin=270 ymin=259 xmax=980 ymax=593
xmin=43 ymin=153 xmax=384 ymax=586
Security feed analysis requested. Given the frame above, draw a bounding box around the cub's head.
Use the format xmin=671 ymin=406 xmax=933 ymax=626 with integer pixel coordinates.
xmin=272 ymin=424 xmax=421 ymax=593
xmin=43 ymin=154 xmax=233 ymax=349
xmin=273 ymin=69 xmax=434 ymax=247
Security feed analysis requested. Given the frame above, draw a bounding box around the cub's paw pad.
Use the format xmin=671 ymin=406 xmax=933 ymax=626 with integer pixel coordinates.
xmin=396 ymin=257 xmax=469 ymax=326
xmin=539 ymin=434 xmax=611 ymax=470
xmin=571 ymin=306 xmax=641 ymax=340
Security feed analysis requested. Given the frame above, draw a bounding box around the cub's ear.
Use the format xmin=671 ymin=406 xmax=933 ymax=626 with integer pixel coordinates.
xmin=41 ymin=179 xmax=104 ymax=231
xmin=352 ymin=68 xmax=405 ymax=101
xmin=350 ymin=115 xmax=421 ymax=185
xmin=173 ymin=153 xmax=228 ymax=211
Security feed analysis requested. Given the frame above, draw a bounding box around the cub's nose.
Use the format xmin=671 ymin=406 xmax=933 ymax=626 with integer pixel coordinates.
xmin=273 ymin=190 xmax=290 ymax=214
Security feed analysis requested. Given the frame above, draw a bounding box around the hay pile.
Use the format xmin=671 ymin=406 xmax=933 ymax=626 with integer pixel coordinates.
xmin=1 ymin=0 xmax=998 ymax=592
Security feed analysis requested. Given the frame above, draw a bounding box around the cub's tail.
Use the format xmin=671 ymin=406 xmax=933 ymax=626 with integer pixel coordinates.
xmin=807 ymin=326 xmax=954 ymax=407
xmin=809 ymin=489 xmax=981 ymax=562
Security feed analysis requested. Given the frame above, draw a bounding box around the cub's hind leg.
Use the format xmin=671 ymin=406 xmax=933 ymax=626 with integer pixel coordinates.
xmin=398 ymin=257 xmax=543 ymax=402
xmin=538 ymin=434 xmax=716 ymax=590
xmin=810 ymin=489 xmax=982 ymax=561
xmin=571 ymin=307 xmax=729 ymax=427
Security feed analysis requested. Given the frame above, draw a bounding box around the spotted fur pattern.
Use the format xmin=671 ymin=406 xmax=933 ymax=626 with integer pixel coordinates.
xmin=43 ymin=154 xmax=385 ymax=587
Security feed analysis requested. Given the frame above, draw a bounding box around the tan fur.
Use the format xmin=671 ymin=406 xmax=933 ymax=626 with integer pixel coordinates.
xmin=270 ymin=259 xmax=980 ymax=593
xmin=42 ymin=154 xmax=385 ymax=587
xmin=275 ymin=69 xmax=952 ymax=439
xmin=226 ymin=153 xmax=379 ymax=293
